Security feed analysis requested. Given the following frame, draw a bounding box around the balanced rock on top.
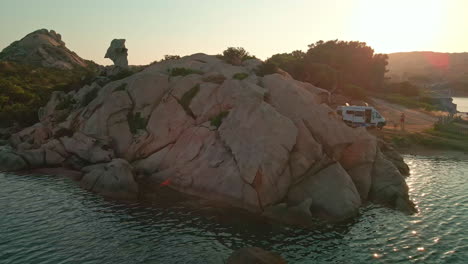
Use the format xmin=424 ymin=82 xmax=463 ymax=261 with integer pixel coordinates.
xmin=105 ymin=39 xmax=128 ymax=68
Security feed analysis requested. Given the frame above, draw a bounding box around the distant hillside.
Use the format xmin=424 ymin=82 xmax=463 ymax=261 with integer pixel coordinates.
xmin=387 ymin=52 xmax=468 ymax=96
xmin=0 ymin=29 xmax=98 ymax=127
xmin=0 ymin=29 xmax=96 ymax=70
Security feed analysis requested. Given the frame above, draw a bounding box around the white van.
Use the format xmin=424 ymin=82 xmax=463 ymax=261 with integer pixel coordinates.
xmin=336 ymin=105 xmax=386 ymax=128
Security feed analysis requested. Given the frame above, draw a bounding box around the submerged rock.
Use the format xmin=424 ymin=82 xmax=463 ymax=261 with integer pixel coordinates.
xmin=0 ymin=146 xmax=28 ymax=172
xmin=227 ymin=247 xmax=287 ymax=264
xmin=5 ymin=53 xmax=416 ymax=224
xmin=81 ymin=159 xmax=138 ymax=200
xmin=370 ymin=151 xmax=416 ymax=213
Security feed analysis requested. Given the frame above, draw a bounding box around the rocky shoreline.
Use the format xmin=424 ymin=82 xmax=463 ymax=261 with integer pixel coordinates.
xmin=0 ymin=47 xmax=416 ymax=226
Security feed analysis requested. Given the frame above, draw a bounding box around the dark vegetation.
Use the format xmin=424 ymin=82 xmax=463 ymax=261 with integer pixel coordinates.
xmin=163 ymin=55 xmax=181 ymax=61
xmin=55 ymin=95 xmax=76 ymax=111
xmin=80 ymin=87 xmax=99 ymax=107
xmin=149 ymin=55 xmax=182 ymax=65
xmin=220 ymin=47 xmax=256 ymax=66
xmin=202 ymin=74 xmax=226 ymax=84
xmin=169 ymin=67 xmax=203 ymax=77
xmin=127 ymin=112 xmax=147 ymax=134
xmin=210 ymin=111 xmax=229 ymax=128
xmin=259 ymin=40 xmax=388 ymax=100
xmin=233 ymin=72 xmax=249 ymax=80
xmin=0 ymin=61 xmax=96 ymax=127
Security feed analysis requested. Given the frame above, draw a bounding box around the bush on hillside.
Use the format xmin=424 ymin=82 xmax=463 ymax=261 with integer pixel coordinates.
xmin=0 ymin=61 xmax=96 ymax=127
xmin=221 ymin=47 xmax=256 ymax=66
xmin=169 ymin=67 xmax=203 ymax=77
xmin=163 ymin=55 xmax=181 ymax=61
xmin=127 ymin=112 xmax=147 ymax=134
xmin=233 ymin=73 xmax=249 ymax=80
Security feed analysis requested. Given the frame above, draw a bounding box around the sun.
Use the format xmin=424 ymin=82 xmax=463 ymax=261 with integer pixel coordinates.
xmin=348 ymin=0 xmax=447 ymax=53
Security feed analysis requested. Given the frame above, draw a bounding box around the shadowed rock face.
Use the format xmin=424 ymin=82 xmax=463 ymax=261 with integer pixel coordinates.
xmin=104 ymin=39 xmax=128 ymax=68
xmin=0 ymin=29 xmax=89 ymax=70
xmin=2 ymin=53 xmax=416 ymax=225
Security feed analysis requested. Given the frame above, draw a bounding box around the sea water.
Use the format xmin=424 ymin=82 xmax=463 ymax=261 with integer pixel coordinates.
xmin=0 ymin=155 xmax=467 ymax=263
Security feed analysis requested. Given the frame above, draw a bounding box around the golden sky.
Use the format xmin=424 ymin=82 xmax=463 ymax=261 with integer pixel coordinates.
xmin=0 ymin=0 xmax=466 ymax=65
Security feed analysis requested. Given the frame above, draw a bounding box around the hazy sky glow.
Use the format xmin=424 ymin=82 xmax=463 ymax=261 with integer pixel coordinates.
xmin=1 ymin=0 xmax=466 ymax=65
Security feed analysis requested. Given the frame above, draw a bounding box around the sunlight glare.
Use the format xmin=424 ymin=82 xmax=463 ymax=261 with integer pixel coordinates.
xmin=349 ymin=0 xmax=446 ymax=53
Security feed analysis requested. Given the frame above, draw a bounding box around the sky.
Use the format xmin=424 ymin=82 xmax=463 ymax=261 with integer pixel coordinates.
xmin=0 ymin=0 xmax=467 ymax=65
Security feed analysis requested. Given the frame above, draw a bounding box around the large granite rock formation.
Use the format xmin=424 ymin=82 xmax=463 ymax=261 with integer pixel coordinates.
xmin=0 ymin=29 xmax=89 ymax=69
xmin=1 ymin=53 xmax=416 ymax=224
xmin=105 ymin=39 xmax=128 ymax=68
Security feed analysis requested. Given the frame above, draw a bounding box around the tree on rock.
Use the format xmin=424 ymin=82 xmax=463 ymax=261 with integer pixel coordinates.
xmin=222 ymin=47 xmax=255 ymax=66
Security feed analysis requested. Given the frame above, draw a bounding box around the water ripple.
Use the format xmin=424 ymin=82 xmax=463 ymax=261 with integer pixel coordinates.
xmin=0 ymin=155 xmax=467 ymax=263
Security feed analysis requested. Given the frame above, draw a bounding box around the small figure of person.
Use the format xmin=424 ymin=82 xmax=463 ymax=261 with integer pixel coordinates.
xmin=400 ymin=112 xmax=406 ymax=131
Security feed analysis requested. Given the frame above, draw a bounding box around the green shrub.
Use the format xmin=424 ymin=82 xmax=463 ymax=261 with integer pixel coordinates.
xmin=0 ymin=61 xmax=97 ymax=127
xmin=179 ymin=84 xmax=200 ymax=117
xmin=81 ymin=87 xmax=99 ymax=107
xmin=113 ymin=83 xmax=127 ymax=92
xmin=127 ymin=112 xmax=147 ymax=134
xmin=202 ymin=74 xmax=226 ymax=84
xmin=210 ymin=111 xmax=229 ymax=128
xmin=169 ymin=68 xmax=203 ymax=77
xmin=55 ymin=95 xmax=76 ymax=110
xmin=163 ymin=55 xmax=181 ymax=61
xmin=255 ymin=62 xmax=278 ymax=77
xmin=233 ymin=72 xmax=249 ymax=80
xmin=221 ymin=47 xmax=255 ymax=65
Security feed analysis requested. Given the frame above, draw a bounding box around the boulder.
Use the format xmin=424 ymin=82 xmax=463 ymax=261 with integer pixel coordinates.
xmin=263 ymin=199 xmax=315 ymax=227
xmin=60 ymin=132 xmax=114 ymax=164
xmin=0 ymin=147 xmax=28 ymax=172
xmin=287 ymin=163 xmax=361 ymax=220
xmin=370 ymin=151 xmax=416 ymax=213
xmin=78 ymin=83 xmax=134 ymax=157
xmin=132 ymin=144 xmax=172 ymax=174
xmin=378 ymin=139 xmax=410 ymax=176
xmin=242 ymin=58 xmax=263 ymax=72
xmin=9 ymin=123 xmax=51 ymax=149
xmin=150 ymin=126 xmax=261 ymax=212
xmin=263 ymin=74 xmax=358 ymax=160
xmin=104 ymin=39 xmax=128 ymax=68
xmin=227 ymin=247 xmax=287 ymax=264
xmin=42 ymin=139 xmax=69 ymax=166
xmin=219 ymin=101 xmax=297 ymax=207
xmin=80 ymin=159 xmax=138 ymax=200
xmin=0 ymin=53 xmax=415 ymax=225
xmin=17 ymin=148 xmax=45 ymax=168
xmin=339 ymin=130 xmax=377 ymax=200
xmin=38 ymin=91 xmax=71 ymax=124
